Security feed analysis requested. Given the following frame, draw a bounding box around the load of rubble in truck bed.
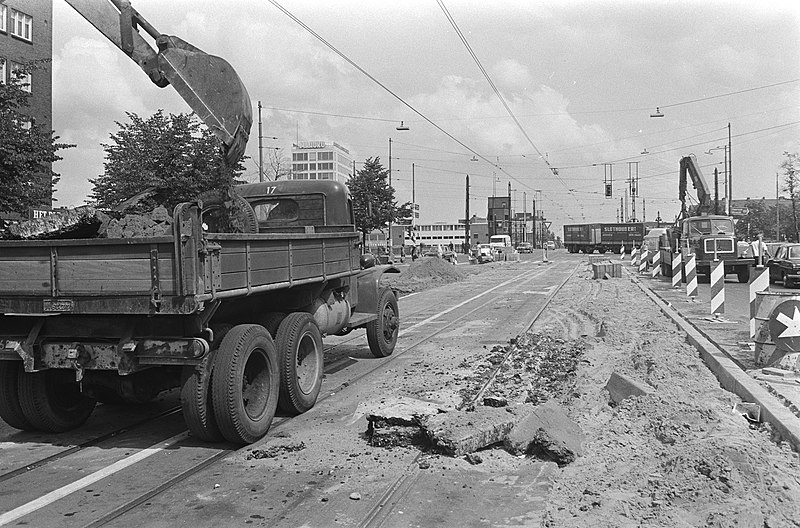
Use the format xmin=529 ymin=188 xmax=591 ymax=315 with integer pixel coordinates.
xmin=0 ymin=205 xmax=173 ymax=240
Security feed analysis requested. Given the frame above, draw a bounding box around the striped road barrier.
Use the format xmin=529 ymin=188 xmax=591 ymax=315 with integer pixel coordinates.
xmin=710 ymin=260 xmax=725 ymax=315
xmin=671 ymin=253 xmax=682 ymax=288
xmin=685 ymin=255 xmax=698 ymax=298
xmin=639 ymin=250 xmax=648 ymax=273
xmin=749 ymin=267 xmax=770 ymax=338
xmin=651 ymin=249 xmax=662 ymax=278
xmin=630 ymin=247 xmax=638 ymax=267
xmin=620 ymin=245 xmax=625 ymax=260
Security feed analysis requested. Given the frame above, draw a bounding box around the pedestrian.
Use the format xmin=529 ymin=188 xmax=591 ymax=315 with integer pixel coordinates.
xmin=750 ymin=233 xmax=770 ymax=267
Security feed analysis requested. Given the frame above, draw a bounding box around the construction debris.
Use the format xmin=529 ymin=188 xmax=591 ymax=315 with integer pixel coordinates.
xmin=605 ymin=371 xmax=655 ymax=405
xmin=504 ymin=400 xmax=585 ymax=465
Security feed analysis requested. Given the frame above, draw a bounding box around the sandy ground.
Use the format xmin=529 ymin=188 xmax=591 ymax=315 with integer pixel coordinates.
xmin=393 ymin=258 xmax=800 ymax=527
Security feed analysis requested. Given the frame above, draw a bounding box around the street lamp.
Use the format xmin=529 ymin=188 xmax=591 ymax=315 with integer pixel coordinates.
xmin=650 ymin=107 xmax=664 ymax=118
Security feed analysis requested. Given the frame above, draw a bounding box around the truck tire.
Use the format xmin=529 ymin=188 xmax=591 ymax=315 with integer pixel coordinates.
xmin=18 ymin=369 xmax=96 ymax=433
xmin=0 ymin=362 xmax=35 ymax=431
xmin=198 ymin=191 xmax=258 ymax=234
xmin=180 ymin=324 xmax=231 ymax=442
xmin=275 ymin=313 xmax=324 ymax=415
xmin=211 ymin=324 xmax=279 ymax=444
xmin=737 ymin=267 xmax=750 ymax=284
xmin=367 ymin=288 xmax=399 ymax=358
xmin=259 ymin=312 xmax=285 ymax=339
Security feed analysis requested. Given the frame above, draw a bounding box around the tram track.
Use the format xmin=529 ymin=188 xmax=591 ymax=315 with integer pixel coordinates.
xmin=0 ymin=261 xmax=563 ymax=527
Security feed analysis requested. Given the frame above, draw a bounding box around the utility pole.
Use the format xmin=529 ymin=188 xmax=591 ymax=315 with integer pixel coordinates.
xmin=388 ymin=138 xmax=392 ymax=257
xmin=258 ymin=101 xmax=263 ymax=182
xmin=523 ymin=191 xmax=527 ymax=244
xmin=465 ymin=174 xmax=470 ymax=252
xmin=507 ymin=182 xmax=512 ymax=241
xmin=728 ymin=122 xmax=732 ymax=212
xmin=777 ymin=172 xmax=781 ymax=241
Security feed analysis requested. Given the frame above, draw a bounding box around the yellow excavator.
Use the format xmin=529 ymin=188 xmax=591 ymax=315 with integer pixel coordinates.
xmin=65 ymin=0 xmax=252 ymax=165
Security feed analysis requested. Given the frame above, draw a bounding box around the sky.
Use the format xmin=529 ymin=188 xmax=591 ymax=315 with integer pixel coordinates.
xmin=51 ymin=0 xmax=800 ymax=236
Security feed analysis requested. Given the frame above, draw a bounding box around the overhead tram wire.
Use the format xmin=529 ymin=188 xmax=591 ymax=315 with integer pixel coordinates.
xmin=436 ymin=0 xmax=571 ymax=192
xmin=266 ymin=0 xmax=521 ymax=186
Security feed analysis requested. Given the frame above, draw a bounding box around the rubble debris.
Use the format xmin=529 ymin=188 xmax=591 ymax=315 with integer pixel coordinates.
xmin=246 ymin=442 xmax=306 ymax=460
xmin=2 ymin=206 xmax=111 ymax=240
xmin=504 ymin=400 xmax=585 ymax=465
xmin=349 ymin=492 xmax=361 ymax=501
xmin=362 ymin=396 xmax=447 ymax=448
xmin=420 ymin=404 xmax=534 ymax=456
xmin=464 ymin=453 xmax=483 ymax=465
xmin=102 ymin=206 xmax=172 ymax=238
xmin=732 ymin=402 xmax=761 ymax=423
xmin=483 ymin=395 xmax=508 ymax=407
xmin=592 ymin=261 xmax=622 ymax=279
xmin=605 ymin=371 xmax=655 ymax=405
xmin=385 ymin=257 xmax=467 ymax=294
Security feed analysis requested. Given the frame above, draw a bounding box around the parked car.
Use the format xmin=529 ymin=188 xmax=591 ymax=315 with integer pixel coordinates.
xmin=516 ymin=242 xmax=533 ymax=253
xmin=767 ymin=244 xmax=800 ymax=287
xmin=546 ymin=240 xmax=556 ymax=250
xmin=476 ymin=244 xmax=494 ymax=263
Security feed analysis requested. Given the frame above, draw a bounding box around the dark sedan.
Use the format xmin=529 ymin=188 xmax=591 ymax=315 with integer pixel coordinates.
xmin=768 ymin=244 xmax=800 ymax=287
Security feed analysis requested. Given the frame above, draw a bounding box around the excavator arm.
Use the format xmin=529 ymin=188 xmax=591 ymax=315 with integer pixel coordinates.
xmin=678 ymin=155 xmax=712 ymax=220
xmin=65 ymin=0 xmax=252 ymax=165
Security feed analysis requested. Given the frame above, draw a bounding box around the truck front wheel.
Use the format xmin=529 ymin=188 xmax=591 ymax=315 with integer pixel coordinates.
xmin=367 ymin=288 xmax=399 ymax=358
xmin=0 ymin=361 xmax=35 ymax=431
xmin=275 ymin=313 xmax=324 ymax=415
xmin=18 ymin=369 xmax=96 ymax=433
xmin=211 ymin=324 xmax=279 ymax=444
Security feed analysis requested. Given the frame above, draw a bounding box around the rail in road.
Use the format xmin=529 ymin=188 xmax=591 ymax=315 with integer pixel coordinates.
xmin=0 ymin=256 xmax=575 ymax=527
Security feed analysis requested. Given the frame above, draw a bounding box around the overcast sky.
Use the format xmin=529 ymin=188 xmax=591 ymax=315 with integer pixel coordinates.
xmin=52 ymin=0 xmax=800 ymax=234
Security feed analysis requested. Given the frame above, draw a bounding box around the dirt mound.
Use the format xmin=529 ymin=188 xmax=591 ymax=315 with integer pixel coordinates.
xmin=387 ymin=257 xmax=467 ymax=294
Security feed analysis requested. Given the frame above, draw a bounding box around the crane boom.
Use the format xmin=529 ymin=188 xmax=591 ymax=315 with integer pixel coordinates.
xmin=64 ymin=0 xmax=251 ymax=165
xmin=678 ymin=155 xmax=712 ymax=220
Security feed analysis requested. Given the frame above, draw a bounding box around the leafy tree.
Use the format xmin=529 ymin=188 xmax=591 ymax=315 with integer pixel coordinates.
xmin=0 ymin=61 xmax=72 ymax=215
xmin=347 ymin=157 xmax=411 ymax=240
xmin=782 ymin=151 xmax=800 ymax=242
xmin=90 ymin=110 xmax=245 ymax=212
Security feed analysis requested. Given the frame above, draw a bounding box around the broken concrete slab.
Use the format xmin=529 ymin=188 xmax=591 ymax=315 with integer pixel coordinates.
xmin=360 ymin=396 xmax=449 ymax=448
xmin=605 ymin=371 xmax=655 ymax=405
xmin=421 ymin=404 xmax=534 ymax=456
xmin=504 ymin=400 xmax=584 ymax=465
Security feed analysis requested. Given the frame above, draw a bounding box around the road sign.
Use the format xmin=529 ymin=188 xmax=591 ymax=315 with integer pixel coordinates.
xmin=768 ymin=299 xmax=800 ymax=353
xmin=543 ymin=222 xmax=552 ymax=230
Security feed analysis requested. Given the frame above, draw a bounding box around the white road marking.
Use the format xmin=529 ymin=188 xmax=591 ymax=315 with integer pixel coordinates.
xmin=399 ymin=269 xmax=544 ymax=336
xmin=0 ymin=431 xmax=189 ymax=526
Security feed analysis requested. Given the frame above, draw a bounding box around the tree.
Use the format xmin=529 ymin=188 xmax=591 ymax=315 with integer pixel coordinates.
xmin=266 ymin=148 xmax=290 ymax=181
xmin=89 ymin=110 xmax=245 ymax=213
xmin=0 ymin=61 xmax=72 ymax=215
xmin=347 ymin=157 xmax=411 ymax=241
xmin=782 ymin=151 xmax=800 ymax=242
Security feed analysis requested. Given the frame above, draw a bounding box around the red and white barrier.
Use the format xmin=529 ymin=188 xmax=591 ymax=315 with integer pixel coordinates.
xmin=749 ymin=267 xmax=769 ymax=338
xmin=630 ymin=247 xmax=638 ymax=267
xmin=671 ymin=253 xmax=682 ymax=288
xmin=651 ymin=250 xmax=661 ymax=278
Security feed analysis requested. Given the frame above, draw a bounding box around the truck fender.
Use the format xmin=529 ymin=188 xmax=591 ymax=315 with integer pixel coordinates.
xmin=353 ymin=265 xmax=400 ymax=314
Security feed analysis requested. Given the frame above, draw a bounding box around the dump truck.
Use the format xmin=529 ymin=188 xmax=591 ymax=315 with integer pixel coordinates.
xmin=0 ymin=1 xmax=400 ymax=445
xmin=658 ymin=155 xmax=751 ymax=283
xmin=563 ymin=222 xmax=646 ymax=254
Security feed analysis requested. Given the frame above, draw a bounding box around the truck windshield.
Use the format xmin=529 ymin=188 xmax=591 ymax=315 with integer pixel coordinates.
xmin=689 ymin=218 xmax=733 ymax=235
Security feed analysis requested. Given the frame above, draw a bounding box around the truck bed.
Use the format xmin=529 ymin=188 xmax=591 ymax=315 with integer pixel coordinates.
xmin=0 ymin=205 xmax=360 ymax=315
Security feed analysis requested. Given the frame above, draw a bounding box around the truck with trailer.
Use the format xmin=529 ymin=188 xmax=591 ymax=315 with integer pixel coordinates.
xmin=0 ymin=0 xmax=400 ymax=445
xmin=563 ymin=222 xmax=646 ymax=254
xmin=658 ymin=155 xmax=751 ymax=283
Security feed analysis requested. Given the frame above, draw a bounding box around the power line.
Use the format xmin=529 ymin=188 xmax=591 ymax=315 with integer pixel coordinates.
xmin=659 ymin=78 xmax=800 ymax=110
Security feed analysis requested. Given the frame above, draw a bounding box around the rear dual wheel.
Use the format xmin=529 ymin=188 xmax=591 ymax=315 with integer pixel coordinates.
xmin=0 ymin=362 xmax=35 ymax=431
xmin=275 ymin=313 xmax=324 ymax=415
xmin=211 ymin=325 xmax=279 ymax=444
xmin=18 ymin=369 xmax=96 ymax=433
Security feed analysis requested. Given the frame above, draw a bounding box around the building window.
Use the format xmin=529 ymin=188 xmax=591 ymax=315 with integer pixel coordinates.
xmin=318 ymin=152 xmax=333 ymax=161
xmin=0 ymin=59 xmax=5 ymax=84
xmin=309 ymin=152 xmax=316 ymax=161
xmin=11 ymin=62 xmax=31 ymax=92
xmin=292 ymin=152 xmax=308 ymax=162
xmin=309 ymin=163 xmax=316 ymax=171
xmin=0 ymin=5 xmax=7 ymax=33
xmin=11 ymin=10 xmax=32 ymax=42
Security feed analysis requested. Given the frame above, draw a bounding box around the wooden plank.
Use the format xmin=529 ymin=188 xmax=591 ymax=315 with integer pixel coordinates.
xmin=57 ymin=258 xmax=175 ymax=294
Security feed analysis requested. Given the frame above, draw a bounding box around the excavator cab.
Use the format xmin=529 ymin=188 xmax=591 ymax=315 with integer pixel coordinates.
xmin=66 ymin=0 xmax=252 ymax=165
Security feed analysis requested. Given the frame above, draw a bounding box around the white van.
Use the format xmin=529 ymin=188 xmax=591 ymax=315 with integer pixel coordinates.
xmin=489 ymin=235 xmax=512 ymax=252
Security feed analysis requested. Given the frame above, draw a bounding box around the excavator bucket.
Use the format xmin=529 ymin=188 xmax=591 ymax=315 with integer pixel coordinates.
xmin=156 ymin=35 xmax=252 ymax=166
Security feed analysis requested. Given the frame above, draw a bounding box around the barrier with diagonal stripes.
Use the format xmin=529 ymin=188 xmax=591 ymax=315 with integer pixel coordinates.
xmin=651 ymin=250 xmax=661 ymax=278
xmin=630 ymin=247 xmax=638 ymax=267
xmin=685 ymin=254 xmax=698 ymax=298
xmin=710 ymin=260 xmax=725 ymax=314
xmin=749 ymin=267 xmax=769 ymax=338
xmin=671 ymin=253 xmax=682 ymax=288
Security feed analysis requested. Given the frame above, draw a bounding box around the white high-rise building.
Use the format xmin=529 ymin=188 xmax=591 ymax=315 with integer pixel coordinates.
xmin=291 ymin=141 xmax=353 ymax=184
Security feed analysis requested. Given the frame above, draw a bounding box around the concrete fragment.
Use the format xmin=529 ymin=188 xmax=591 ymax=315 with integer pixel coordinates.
xmin=361 ymin=396 xmax=446 ymax=448
xmin=504 ymin=400 xmax=584 ymax=465
xmin=420 ymin=404 xmax=534 ymax=456
xmin=483 ymin=395 xmax=508 ymax=407
xmin=605 ymin=371 xmax=654 ymax=405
